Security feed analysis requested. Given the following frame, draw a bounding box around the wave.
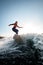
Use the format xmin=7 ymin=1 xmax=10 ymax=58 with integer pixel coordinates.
xmin=0 ymin=34 xmax=43 ymax=65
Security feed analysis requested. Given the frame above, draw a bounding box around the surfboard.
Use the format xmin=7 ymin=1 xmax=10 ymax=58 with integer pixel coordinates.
xmin=13 ymin=34 xmax=23 ymax=43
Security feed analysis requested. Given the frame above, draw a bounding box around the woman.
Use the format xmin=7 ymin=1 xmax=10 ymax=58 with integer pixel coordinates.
xmin=9 ymin=21 xmax=22 ymax=34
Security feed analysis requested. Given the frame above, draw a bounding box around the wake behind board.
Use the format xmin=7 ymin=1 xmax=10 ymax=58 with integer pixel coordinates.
xmin=13 ymin=34 xmax=23 ymax=43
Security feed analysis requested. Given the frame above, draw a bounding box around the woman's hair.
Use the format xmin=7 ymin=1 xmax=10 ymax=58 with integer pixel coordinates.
xmin=15 ymin=21 xmax=18 ymax=23
xmin=14 ymin=21 xmax=18 ymax=24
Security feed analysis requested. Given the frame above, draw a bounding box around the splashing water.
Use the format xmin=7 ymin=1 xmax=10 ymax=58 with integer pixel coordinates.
xmin=0 ymin=34 xmax=43 ymax=65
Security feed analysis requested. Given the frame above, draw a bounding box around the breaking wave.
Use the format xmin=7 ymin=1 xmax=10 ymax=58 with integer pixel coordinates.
xmin=0 ymin=34 xmax=43 ymax=65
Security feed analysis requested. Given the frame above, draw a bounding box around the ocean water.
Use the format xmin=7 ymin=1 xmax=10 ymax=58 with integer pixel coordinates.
xmin=0 ymin=34 xmax=43 ymax=65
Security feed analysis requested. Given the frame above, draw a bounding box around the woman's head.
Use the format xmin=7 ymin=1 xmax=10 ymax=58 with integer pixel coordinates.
xmin=15 ymin=21 xmax=18 ymax=24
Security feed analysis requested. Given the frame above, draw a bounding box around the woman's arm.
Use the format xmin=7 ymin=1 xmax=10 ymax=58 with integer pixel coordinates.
xmin=8 ymin=23 xmax=14 ymax=26
xmin=17 ymin=25 xmax=23 ymax=28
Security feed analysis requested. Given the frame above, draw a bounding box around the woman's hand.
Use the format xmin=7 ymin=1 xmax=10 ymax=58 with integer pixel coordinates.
xmin=8 ymin=24 xmax=11 ymax=26
xmin=19 ymin=27 xmax=23 ymax=28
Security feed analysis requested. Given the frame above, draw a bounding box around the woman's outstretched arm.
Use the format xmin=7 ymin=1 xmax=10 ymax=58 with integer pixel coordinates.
xmin=8 ymin=23 xmax=14 ymax=26
xmin=17 ymin=25 xmax=23 ymax=28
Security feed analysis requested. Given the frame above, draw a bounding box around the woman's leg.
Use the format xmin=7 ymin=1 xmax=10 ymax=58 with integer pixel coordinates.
xmin=12 ymin=28 xmax=19 ymax=34
xmin=16 ymin=29 xmax=18 ymax=34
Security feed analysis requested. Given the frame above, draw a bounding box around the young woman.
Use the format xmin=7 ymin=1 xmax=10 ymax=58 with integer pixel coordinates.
xmin=9 ymin=21 xmax=22 ymax=34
